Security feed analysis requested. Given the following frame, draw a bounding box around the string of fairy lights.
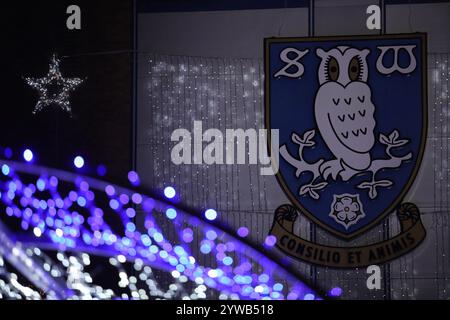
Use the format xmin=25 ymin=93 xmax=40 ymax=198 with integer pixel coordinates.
xmin=0 ymin=146 xmax=332 ymax=300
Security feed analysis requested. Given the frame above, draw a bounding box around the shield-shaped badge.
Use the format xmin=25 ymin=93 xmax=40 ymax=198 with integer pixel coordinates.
xmin=266 ymin=34 xmax=427 ymax=240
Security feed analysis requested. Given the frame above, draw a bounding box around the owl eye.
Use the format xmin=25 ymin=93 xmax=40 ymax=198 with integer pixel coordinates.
xmin=349 ymin=57 xmax=362 ymax=81
xmin=327 ymin=57 xmax=339 ymax=81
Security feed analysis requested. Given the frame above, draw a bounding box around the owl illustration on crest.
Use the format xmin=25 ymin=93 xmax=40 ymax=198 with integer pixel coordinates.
xmin=314 ymin=46 xmax=376 ymax=181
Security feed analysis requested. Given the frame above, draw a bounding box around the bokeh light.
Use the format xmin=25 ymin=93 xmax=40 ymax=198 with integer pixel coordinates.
xmin=128 ymin=171 xmax=140 ymax=185
xmin=264 ymin=235 xmax=277 ymax=247
xmin=165 ymin=208 xmax=177 ymax=220
xmin=164 ymin=186 xmax=176 ymax=199
xmin=97 ymin=164 xmax=107 ymax=176
xmin=237 ymin=227 xmax=249 ymax=238
xmin=204 ymin=209 xmax=217 ymax=221
xmin=74 ymin=156 xmax=85 ymax=169
xmin=23 ymin=149 xmax=33 ymax=162
xmin=330 ymin=287 xmax=343 ymax=297
xmin=0 ymin=149 xmax=324 ymax=301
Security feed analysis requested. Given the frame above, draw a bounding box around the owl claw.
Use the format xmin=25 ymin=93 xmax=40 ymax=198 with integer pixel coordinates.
xmin=340 ymin=162 xmax=359 ymax=181
xmin=319 ymin=160 xmax=343 ymax=181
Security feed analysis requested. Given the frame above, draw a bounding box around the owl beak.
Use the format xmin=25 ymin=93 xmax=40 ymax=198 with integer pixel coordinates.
xmin=339 ymin=76 xmax=351 ymax=87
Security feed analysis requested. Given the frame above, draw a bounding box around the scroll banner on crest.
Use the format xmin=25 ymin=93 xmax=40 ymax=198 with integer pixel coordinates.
xmin=269 ymin=203 xmax=426 ymax=268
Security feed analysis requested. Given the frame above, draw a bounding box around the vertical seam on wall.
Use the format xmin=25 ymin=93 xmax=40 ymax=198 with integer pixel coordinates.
xmin=132 ymin=0 xmax=138 ymax=172
xmin=308 ymin=0 xmax=318 ymax=289
xmin=380 ymin=0 xmax=392 ymax=301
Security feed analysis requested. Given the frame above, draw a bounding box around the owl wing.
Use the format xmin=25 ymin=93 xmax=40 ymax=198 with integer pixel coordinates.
xmin=316 ymin=82 xmax=376 ymax=155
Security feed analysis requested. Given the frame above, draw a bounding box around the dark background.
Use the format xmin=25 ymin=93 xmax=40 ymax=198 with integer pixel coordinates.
xmin=1 ymin=0 xmax=133 ymax=184
xmin=0 ymin=1 xmax=135 ymax=294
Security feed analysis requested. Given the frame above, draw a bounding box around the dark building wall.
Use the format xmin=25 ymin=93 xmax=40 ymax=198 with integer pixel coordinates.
xmin=1 ymin=0 xmax=133 ymax=183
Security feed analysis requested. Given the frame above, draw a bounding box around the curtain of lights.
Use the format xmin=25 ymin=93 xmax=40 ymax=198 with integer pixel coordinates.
xmin=387 ymin=53 xmax=450 ymax=299
xmin=138 ymin=54 xmax=289 ymax=246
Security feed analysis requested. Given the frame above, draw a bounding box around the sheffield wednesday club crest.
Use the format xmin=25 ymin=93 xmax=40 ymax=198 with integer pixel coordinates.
xmin=266 ymin=34 xmax=427 ymax=268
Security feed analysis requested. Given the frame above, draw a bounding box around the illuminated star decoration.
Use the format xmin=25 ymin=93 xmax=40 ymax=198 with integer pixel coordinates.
xmin=25 ymin=54 xmax=84 ymax=116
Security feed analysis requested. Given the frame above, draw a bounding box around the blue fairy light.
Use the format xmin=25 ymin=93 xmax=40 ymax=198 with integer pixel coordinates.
xmin=141 ymin=234 xmax=152 ymax=247
xmin=0 ymin=149 xmax=322 ymax=301
xmin=304 ymin=293 xmax=315 ymax=300
xmin=1 ymin=164 xmax=10 ymax=175
xmin=153 ymin=232 xmax=163 ymax=243
xmin=36 ymin=179 xmax=46 ymax=191
xmin=105 ymin=185 xmax=115 ymax=196
xmin=273 ymin=283 xmax=283 ymax=292
xmin=166 ymin=208 xmax=177 ymax=220
xmin=4 ymin=147 xmax=13 ymax=158
xmin=77 ymin=196 xmax=87 ymax=207
xmin=109 ymin=199 xmax=120 ymax=210
xmin=330 ymin=287 xmax=342 ymax=297
xmin=200 ymin=243 xmax=212 ymax=254
xmin=237 ymin=227 xmax=249 ymax=237
xmin=97 ymin=165 xmax=107 ymax=176
xmin=125 ymin=208 xmax=136 ymax=218
xmin=264 ymin=235 xmax=277 ymax=247
xmin=206 ymin=230 xmax=217 ymax=240
xmin=128 ymin=171 xmax=140 ymax=185
xmin=222 ymin=257 xmax=233 ymax=266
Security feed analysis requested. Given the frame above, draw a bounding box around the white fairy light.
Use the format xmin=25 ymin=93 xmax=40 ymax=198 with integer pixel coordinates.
xmin=24 ymin=54 xmax=84 ymax=116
